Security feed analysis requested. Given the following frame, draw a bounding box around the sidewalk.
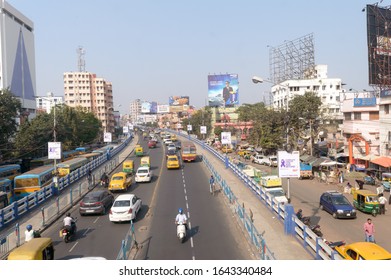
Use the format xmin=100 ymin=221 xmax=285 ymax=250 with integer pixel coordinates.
xmin=197 ymin=144 xmax=313 ymax=260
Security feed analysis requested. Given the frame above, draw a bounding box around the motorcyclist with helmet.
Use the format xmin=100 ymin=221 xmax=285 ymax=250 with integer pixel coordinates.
xmin=24 ymin=224 xmax=41 ymax=242
xmin=296 ymin=209 xmax=310 ymax=224
xmin=175 ymin=208 xmax=188 ymax=229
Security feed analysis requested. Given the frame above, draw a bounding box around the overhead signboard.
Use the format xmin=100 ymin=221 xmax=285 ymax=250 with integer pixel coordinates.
xmin=104 ymin=132 xmax=112 ymax=143
xmin=221 ymin=132 xmax=231 ymax=145
xmin=200 ymin=126 xmax=207 ymax=134
xmin=277 ymin=151 xmax=300 ymax=178
xmin=157 ymin=104 xmax=170 ymax=113
xmin=187 ymin=125 xmax=192 ymax=131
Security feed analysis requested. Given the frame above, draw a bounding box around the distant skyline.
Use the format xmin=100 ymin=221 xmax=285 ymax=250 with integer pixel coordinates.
xmin=8 ymin=0 xmax=375 ymax=114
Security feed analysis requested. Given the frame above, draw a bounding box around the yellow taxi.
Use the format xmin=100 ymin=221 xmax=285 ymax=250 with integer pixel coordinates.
xmin=108 ymin=172 xmax=132 ymax=192
xmin=170 ymin=134 xmax=177 ymax=142
xmin=237 ymin=150 xmax=251 ymax=158
xmin=166 ymin=155 xmax=180 ymax=169
xmin=335 ymin=242 xmax=391 ymax=260
xmin=221 ymin=145 xmax=233 ymax=153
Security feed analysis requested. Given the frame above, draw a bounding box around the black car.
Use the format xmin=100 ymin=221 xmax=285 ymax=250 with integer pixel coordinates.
xmin=166 ymin=149 xmax=177 ymax=158
xmin=175 ymin=140 xmax=182 ymax=150
xmin=319 ymin=191 xmax=356 ymax=219
xmin=79 ymin=190 xmax=114 ymax=216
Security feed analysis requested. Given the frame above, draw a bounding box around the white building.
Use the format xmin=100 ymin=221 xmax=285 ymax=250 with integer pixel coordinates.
xmin=378 ymin=90 xmax=391 ymax=157
xmin=36 ymin=92 xmax=63 ymax=113
xmin=0 ymin=0 xmax=36 ymax=121
xmin=272 ymin=65 xmax=343 ymax=122
xmin=129 ymin=99 xmax=142 ymax=124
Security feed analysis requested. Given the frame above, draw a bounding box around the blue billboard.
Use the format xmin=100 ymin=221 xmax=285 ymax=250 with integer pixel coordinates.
xmin=208 ymin=74 xmax=239 ymax=107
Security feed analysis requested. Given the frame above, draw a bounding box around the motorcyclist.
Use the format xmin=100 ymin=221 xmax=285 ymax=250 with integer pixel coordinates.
xmin=296 ymin=209 xmax=310 ymax=224
xmin=100 ymin=172 xmax=109 ymax=186
xmin=63 ymin=213 xmax=76 ymax=234
xmin=25 ymin=224 xmax=35 ymax=242
xmin=175 ymin=208 xmax=188 ymax=229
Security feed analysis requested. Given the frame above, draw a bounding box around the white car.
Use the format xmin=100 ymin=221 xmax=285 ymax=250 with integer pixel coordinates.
xmin=109 ymin=194 xmax=142 ymax=222
xmin=268 ymin=156 xmax=278 ymax=167
xmin=167 ymin=143 xmax=177 ymax=152
xmin=252 ymin=154 xmax=270 ymax=165
xmin=164 ymin=139 xmax=173 ymax=146
xmin=264 ymin=187 xmax=288 ymax=205
xmin=135 ymin=166 xmax=153 ymax=183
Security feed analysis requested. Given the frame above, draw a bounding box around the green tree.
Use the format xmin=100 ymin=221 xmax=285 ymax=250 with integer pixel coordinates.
xmin=0 ymin=88 xmax=22 ymax=160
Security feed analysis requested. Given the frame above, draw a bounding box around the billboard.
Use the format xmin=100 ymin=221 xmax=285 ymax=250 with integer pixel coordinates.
xmin=157 ymin=104 xmax=170 ymax=113
xmin=208 ymin=74 xmax=239 ymax=107
xmin=141 ymin=101 xmax=157 ymax=113
xmin=169 ymin=96 xmax=189 ymax=106
xmin=367 ymin=5 xmax=391 ymax=86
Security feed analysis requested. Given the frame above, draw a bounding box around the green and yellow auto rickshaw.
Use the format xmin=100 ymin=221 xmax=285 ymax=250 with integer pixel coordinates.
xmin=352 ymin=189 xmax=380 ymax=217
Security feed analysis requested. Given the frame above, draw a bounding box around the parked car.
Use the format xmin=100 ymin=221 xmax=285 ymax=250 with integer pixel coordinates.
xmin=335 ymin=242 xmax=391 ymax=260
xmin=109 ymin=194 xmax=142 ymax=222
xmin=252 ymin=154 xmax=270 ymax=165
xmin=319 ymin=191 xmax=356 ymax=219
xmin=268 ymin=156 xmax=278 ymax=167
xmin=135 ymin=166 xmax=153 ymax=183
xmin=79 ymin=190 xmax=114 ymax=216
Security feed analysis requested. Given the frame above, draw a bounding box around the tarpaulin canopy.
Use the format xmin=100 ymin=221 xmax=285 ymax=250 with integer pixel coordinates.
xmin=370 ymin=156 xmax=391 ymax=168
xmin=319 ymin=161 xmax=345 ymax=166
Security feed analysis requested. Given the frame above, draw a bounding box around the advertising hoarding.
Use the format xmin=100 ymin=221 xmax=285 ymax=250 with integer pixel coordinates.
xmin=104 ymin=132 xmax=112 ymax=143
xmin=277 ymin=151 xmax=300 ymax=178
xmin=48 ymin=142 xmax=62 ymax=160
xmin=367 ymin=4 xmax=391 ymax=86
xmin=157 ymin=104 xmax=170 ymax=113
xmin=208 ymin=74 xmax=239 ymax=107
xmin=169 ymin=96 xmax=189 ymax=106
xmin=141 ymin=101 xmax=151 ymax=113
xmin=221 ymin=132 xmax=231 ymax=145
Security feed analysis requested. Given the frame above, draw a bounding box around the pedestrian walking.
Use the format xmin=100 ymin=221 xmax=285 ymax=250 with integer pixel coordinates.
xmin=379 ymin=193 xmax=387 ymax=215
xmin=364 ymin=218 xmax=375 ymax=243
xmin=209 ymin=175 xmax=215 ymax=195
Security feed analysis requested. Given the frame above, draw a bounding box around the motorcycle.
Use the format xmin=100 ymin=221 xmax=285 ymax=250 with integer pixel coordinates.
xmin=324 ymin=240 xmax=345 ymax=249
xmin=309 ymin=224 xmax=323 ymax=238
xmin=62 ymin=219 xmax=77 ymax=243
xmin=176 ymin=222 xmax=186 ymax=243
xmin=100 ymin=177 xmax=109 ymax=187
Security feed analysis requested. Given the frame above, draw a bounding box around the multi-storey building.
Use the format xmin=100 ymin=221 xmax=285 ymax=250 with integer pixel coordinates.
xmin=63 ymin=72 xmax=114 ymax=133
xmin=35 ymin=92 xmax=63 ymax=114
xmin=379 ymin=90 xmax=391 ymax=157
xmin=272 ymin=65 xmax=343 ymax=123
xmin=0 ymin=0 xmax=36 ymax=122
xmin=129 ymin=99 xmax=142 ymax=124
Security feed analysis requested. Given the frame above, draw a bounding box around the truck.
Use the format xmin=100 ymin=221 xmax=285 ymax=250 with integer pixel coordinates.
xmin=299 ymin=162 xmax=313 ymax=180
xmin=241 ymin=165 xmax=261 ymax=178
xmin=260 ymin=175 xmax=282 ymax=188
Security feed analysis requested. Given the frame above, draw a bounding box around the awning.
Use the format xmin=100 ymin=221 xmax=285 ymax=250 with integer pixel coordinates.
xmin=302 ymin=155 xmax=317 ymax=164
xmin=360 ymin=154 xmax=380 ymax=161
xmin=300 ymin=154 xmax=311 ymax=162
xmin=311 ymin=158 xmax=330 ymax=167
xmin=370 ymin=156 xmax=391 ymax=168
xmin=319 ymin=161 xmax=345 ymax=167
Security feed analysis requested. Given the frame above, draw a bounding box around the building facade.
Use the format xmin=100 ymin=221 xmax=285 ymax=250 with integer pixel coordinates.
xmin=0 ymin=0 xmax=36 ymax=122
xmin=63 ymin=72 xmax=114 ymax=133
xmin=129 ymin=99 xmax=142 ymax=124
xmin=35 ymin=92 xmax=63 ymax=114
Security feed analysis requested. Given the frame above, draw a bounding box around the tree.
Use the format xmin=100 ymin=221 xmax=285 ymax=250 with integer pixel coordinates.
xmin=0 ymin=89 xmax=22 ymax=160
xmin=14 ymin=105 xmax=101 ymax=158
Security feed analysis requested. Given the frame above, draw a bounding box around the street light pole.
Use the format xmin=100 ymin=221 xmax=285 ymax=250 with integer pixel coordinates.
xmin=309 ymin=119 xmax=313 ymax=157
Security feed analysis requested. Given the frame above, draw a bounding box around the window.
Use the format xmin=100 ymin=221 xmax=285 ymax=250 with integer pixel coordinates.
xmin=354 ymin=112 xmax=361 ymax=120
xmin=344 ymin=113 xmax=351 ymax=120
xmin=369 ymin=112 xmax=379 ymax=120
xmin=322 ymin=85 xmax=326 ymax=90
xmin=385 ymin=104 xmax=389 ymax=114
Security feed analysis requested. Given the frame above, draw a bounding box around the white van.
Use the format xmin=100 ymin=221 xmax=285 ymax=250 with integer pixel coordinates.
xmin=268 ymin=156 xmax=278 ymax=167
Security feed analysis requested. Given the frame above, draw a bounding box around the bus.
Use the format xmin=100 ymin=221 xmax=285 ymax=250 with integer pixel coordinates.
xmin=62 ymin=150 xmax=79 ymax=160
xmin=92 ymin=144 xmax=116 ymax=155
xmin=0 ymin=164 xmax=21 ymax=180
xmin=0 ymin=178 xmax=13 ymax=208
xmin=13 ymin=165 xmax=55 ymax=200
xmin=56 ymin=157 xmax=88 ymax=177
xmin=30 ymin=156 xmax=54 ymax=169
xmin=181 ymin=142 xmax=197 ymax=162
xmin=78 ymin=152 xmax=101 ymax=162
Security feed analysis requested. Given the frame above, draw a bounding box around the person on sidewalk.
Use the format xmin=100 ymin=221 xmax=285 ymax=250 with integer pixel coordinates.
xmin=364 ymin=218 xmax=375 ymax=243
xmin=379 ymin=193 xmax=387 ymax=215
xmin=25 ymin=224 xmax=35 ymax=242
xmin=209 ymin=175 xmax=215 ymax=195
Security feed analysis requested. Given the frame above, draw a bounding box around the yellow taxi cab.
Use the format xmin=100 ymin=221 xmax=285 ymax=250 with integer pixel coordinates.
xmin=140 ymin=156 xmax=151 ymax=168
xmin=108 ymin=172 xmax=132 ymax=192
xmin=7 ymin=237 xmax=54 ymax=260
xmin=167 ymin=155 xmax=180 ymax=169
xmin=221 ymin=145 xmax=233 ymax=153
xmin=335 ymin=242 xmax=391 ymax=260
xmin=170 ymin=134 xmax=177 ymax=142
xmin=237 ymin=150 xmax=251 ymax=158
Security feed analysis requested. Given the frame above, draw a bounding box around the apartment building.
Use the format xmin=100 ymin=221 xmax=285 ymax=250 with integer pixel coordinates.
xmin=272 ymin=65 xmax=343 ymax=122
xmin=35 ymin=92 xmax=63 ymax=114
xmin=63 ymin=72 xmax=114 ymax=133
xmin=129 ymin=99 xmax=142 ymax=124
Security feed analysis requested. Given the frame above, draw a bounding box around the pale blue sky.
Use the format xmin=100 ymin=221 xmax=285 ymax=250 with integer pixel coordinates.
xmin=8 ymin=0 xmax=373 ymax=114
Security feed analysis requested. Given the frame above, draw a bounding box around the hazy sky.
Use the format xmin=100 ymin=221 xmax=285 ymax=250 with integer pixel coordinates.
xmin=8 ymin=0 xmax=373 ymax=114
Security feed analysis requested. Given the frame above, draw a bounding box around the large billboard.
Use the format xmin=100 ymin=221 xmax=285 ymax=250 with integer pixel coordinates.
xmin=141 ymin=101 xmax=157 ymax=113
xmin=157 ymin=104 xmax=170 ymax=113
xmin=169 ymin=96 xmax=189 ymax=113
xmin=367 ymin=4 xmax=391 ymax=86
xmin=208 ymin=74 xmax=239 ymax=107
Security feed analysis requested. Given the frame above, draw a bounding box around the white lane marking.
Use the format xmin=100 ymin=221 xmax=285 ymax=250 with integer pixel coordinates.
xmin=83 ymin=228 xmax=90 ymax=236
xmin=69 ymin=241 xmax=78 ymax=252
xmin=190 ymin=237 xmax=194 ymax=248
xmin=185 ymin=195 xmax=188 ymax=201
xmin=93 ymin=217 xmax=99 ymax=223
xmin=186 ymin=202 xmax=189 ymax=209
xmin=184 ymin=188 xmax=187 ymax=194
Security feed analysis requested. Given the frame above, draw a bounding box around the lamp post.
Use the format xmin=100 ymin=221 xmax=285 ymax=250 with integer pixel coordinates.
xmin=299 ymin=117 xmax=313 ymax=156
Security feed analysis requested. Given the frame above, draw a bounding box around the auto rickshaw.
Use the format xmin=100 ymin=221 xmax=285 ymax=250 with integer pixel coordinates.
xmin=123 ymin=160 xmax=134 ymax=174
xmin=135 ymin=145 xmax=143 ymax=157
xmin=352 ymin=189 xmax=380 ymax=217
xmin=140 ymin=156 xmax=151 ymax=167
xmin=7 ymin=237 xmax=54 ymax=260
